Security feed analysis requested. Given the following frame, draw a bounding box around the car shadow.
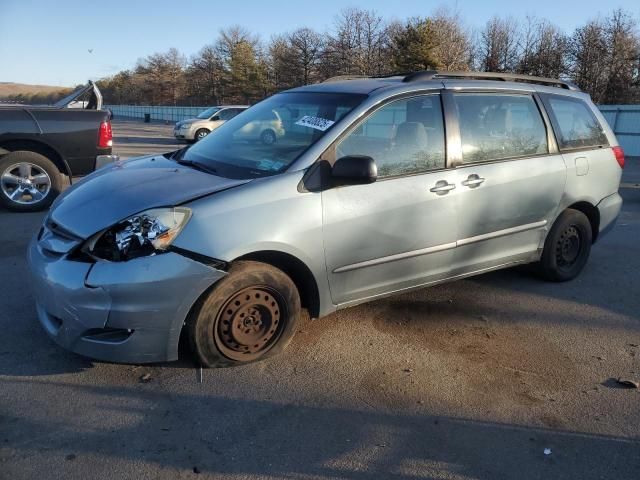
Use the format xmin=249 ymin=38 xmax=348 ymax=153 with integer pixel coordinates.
xmin=2 ymin=378 xmax=639 ymax=479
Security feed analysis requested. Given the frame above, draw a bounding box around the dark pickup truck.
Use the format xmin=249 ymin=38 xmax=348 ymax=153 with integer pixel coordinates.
xmin=0 ymin=82 xmax=116 ymax=211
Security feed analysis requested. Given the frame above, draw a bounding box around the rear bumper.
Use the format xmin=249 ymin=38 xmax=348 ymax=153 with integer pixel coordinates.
xmin=597 ymin=192 xmax=623 ymax=240
xmin=95 ymin=154 xmax=119 ymax=170
xmin=27 ymin=235 xmax=226 ymax=363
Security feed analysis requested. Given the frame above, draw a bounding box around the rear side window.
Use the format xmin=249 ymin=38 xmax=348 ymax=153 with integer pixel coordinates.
xmin=543 ymin=95 xmax=608 ymax=150
xmin=336 ymin=94 xmax=446 ymax=178
xmin=453 ymin=93 xmax=548 ymax=164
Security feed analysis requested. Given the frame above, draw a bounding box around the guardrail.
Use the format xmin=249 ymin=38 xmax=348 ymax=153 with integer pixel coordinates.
xmin=599 ymin=106 xmax=640 ymax=157
xmin=106 ymin=105 xmax=210 ymax=123
xmin=106 ymin=103 xmax=640 ymax=157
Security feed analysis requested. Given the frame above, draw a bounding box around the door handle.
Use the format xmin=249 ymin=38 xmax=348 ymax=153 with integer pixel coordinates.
xmin=461 ymin=174 xmax=485 ymax=188
xmin=430 ymin=180 xmax=456 ymax=195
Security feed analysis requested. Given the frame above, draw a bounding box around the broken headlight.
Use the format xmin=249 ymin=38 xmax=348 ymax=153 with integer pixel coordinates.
xmin=86 ymin=207 xmax=192 ymax=261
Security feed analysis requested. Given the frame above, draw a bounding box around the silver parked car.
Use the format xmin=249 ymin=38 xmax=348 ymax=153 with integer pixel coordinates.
xmin=174 ymin=105 xmax=248 ymax=142
xmin=28 ymin=71 xmax=624 ymax=367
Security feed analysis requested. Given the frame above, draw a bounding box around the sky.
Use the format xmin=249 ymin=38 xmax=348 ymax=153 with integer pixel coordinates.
xmin=0 ymin=0 xmax=639 ymax=86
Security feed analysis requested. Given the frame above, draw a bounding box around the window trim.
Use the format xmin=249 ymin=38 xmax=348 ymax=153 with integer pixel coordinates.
xmin=320 ymin=90 xmax=449 ymax=181
xmin=538 ymin=93 xmax=609 ymax=153
xmin=445 ymin=90 xmax=553 ymax=167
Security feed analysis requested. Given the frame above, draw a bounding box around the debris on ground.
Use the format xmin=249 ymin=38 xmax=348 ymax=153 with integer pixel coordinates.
xmin=592 ymin=355 xmax=606 ymax=361
xmin=139 ymin=373 xmax=152 ymax=383
xmin=403 ymin=368 xmax=413 ymax=373
xmin=543 ymin=448 xmax=552 ymax=455
xmin=477 ymin=315 xmax=489 ymax=322
xmin=193 ymin=466 xmax=201 ymax=474
xmin=616 ymin=378 xmax=639 ymax=389
xmin=65 ymin=454 xmax=76 ymax=461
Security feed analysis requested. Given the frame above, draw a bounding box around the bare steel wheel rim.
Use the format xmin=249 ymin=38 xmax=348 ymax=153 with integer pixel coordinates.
xmin=1 ymin=162 xmax=51 ymax=205
xmin=214 ymin=286 xmax=286 ymax=360
xmin=555 ymin=225 xmax=582 ymax=269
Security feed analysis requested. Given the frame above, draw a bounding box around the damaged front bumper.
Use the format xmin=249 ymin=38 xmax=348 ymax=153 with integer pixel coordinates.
xmin=27 ymin=231 xmax=226 ymax=364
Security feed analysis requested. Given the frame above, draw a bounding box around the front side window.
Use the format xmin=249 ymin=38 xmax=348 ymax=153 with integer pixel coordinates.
xmin=544 ymin=95 xmax=608 ymax=150
xmin=218 ymin=108 xmax=242 ymax=121
xmin=453 ymin=94 xmax=548 ymax=164
xmin=336 ymin=95 xmax=446 ymax=178
xmin=183 ymin=92 xmax=365 ymax=179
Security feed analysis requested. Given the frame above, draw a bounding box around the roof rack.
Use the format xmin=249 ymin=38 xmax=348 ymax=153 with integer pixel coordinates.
xmin=322 ymin=70 xmax=579 ymax=91
xmin=402 ymin=70 xmax=580 ymax=91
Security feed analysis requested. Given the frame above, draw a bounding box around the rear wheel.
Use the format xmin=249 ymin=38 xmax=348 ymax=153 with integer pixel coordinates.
xmin=537 ymin=209 xmax=592 ymax=282
xmin=0 ymin=151 xmax=62 ymax=212
xmin=188 ymin=261 xmax=301 ymax=367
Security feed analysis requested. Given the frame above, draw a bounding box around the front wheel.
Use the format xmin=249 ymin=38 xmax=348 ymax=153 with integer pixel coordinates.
xmin=537 ymin=209 xmax=592 ymax=282
xmin=188 ymin=261 xmax=301 ymax=367
xmin=0 ymin=151 xmax=62 ymax=212
xmin=260 ymin=129 xmax=276 ymax=145
xmin=194 ymin=128 xmax=209 ymax=142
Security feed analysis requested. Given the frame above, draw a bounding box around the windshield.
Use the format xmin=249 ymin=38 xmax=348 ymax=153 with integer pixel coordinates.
xmin=196 ymin=107 xmax=221 ymax=119
xmin=183 ymin=92 xmax=366 ymax=179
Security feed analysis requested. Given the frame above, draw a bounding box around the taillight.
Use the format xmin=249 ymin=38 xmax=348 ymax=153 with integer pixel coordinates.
xmin=612 ymin=146 xmax=625 ymax=169
xmin=98 ymin=121 xmax=113 ymax=148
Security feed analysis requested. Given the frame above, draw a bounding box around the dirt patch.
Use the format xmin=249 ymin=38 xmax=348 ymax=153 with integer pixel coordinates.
xmin=360 ymin=291 xmax=577 ymax=411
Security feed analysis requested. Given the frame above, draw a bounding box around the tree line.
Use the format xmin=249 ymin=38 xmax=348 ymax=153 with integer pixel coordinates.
xmin=8 ymin=7 xmax=640 ymax=106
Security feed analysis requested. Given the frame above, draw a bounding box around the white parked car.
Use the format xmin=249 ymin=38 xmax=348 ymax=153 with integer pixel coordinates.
xmin=174 ymin=106 xmax=248 ymax=142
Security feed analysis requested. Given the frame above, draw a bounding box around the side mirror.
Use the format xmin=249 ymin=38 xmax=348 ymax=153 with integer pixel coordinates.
xmin=332 ymin=155 xmax=377 ymax=185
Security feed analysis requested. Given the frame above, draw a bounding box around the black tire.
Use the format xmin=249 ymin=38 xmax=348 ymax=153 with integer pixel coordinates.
xmin=260 ymin=129 xmax=276 ymax=145
xmin=537 ymin=209 xmax=592 ymax=282
xmin=188 ymin=261 xmax=301 ymax=367
xmin=194 ymin=128 xmax=209 ymax=142
xmin=0 ymin=151 xmax=62 ymax=212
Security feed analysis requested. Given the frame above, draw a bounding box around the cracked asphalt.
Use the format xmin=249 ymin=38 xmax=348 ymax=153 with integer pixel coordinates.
xmin=0 ymin=119 xmax=639 ymax=479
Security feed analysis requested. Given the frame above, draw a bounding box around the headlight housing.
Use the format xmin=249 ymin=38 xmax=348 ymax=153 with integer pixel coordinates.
xmin=85 ymin=207 xmax=192 ymax=261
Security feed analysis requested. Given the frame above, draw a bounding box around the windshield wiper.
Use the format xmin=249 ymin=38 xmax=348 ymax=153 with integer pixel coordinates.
xmin=175 ymin=158 xmax=218 ymax=175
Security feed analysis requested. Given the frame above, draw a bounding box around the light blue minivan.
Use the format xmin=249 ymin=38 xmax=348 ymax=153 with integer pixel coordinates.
xmin=28 ymin=71 xmax=624 ymax=367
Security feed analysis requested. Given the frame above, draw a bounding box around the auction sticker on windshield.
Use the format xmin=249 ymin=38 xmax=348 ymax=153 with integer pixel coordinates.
xmin=295 ymin=115 xmax=335 ymax=132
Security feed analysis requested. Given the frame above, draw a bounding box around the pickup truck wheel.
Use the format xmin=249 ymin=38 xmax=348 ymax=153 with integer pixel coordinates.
xmin=188 ymin=261 xmax=301 ymax=368
xmin=0 ymin=151 xmax=62 ymax=212
xmin=537 ymin=209 xmax=592 ymax=282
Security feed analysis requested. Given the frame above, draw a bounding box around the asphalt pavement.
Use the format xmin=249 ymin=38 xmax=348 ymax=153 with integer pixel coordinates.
xmin=0 ymin=118 xmax=638 ymax=479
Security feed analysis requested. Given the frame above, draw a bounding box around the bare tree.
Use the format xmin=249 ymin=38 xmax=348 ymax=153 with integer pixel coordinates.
xmin=478 ymin=16 xmax=520 ymax=72
xmin=321 ymin=8 xmax=391 ymax=77
xmin=430 ymin=8 xmax=472 ymax=71
xmin=186 ymin=45 xmax=225 ymax=105
xmin=269 ymin=28 xmax=324 ymax=90
xmin=567 ymin=19 xmax=609 ymax=102
xmin=601 ymin=9 xmax=640 ymax=104
xmin=517 ymin=17 xmax=568 ymax=78
xmin=135 ymin=48 xmax=186 ymax=105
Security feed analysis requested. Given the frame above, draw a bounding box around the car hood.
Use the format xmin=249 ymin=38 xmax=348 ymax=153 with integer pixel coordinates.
xmin=178 ymin=118 xmax=204 ymax=126
xmin=50 ymin=155 xmax=251 ymax=239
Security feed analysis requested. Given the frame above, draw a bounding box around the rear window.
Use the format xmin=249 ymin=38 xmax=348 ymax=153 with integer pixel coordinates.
xmin=543 ymin=95 xmax=608 ymax=150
